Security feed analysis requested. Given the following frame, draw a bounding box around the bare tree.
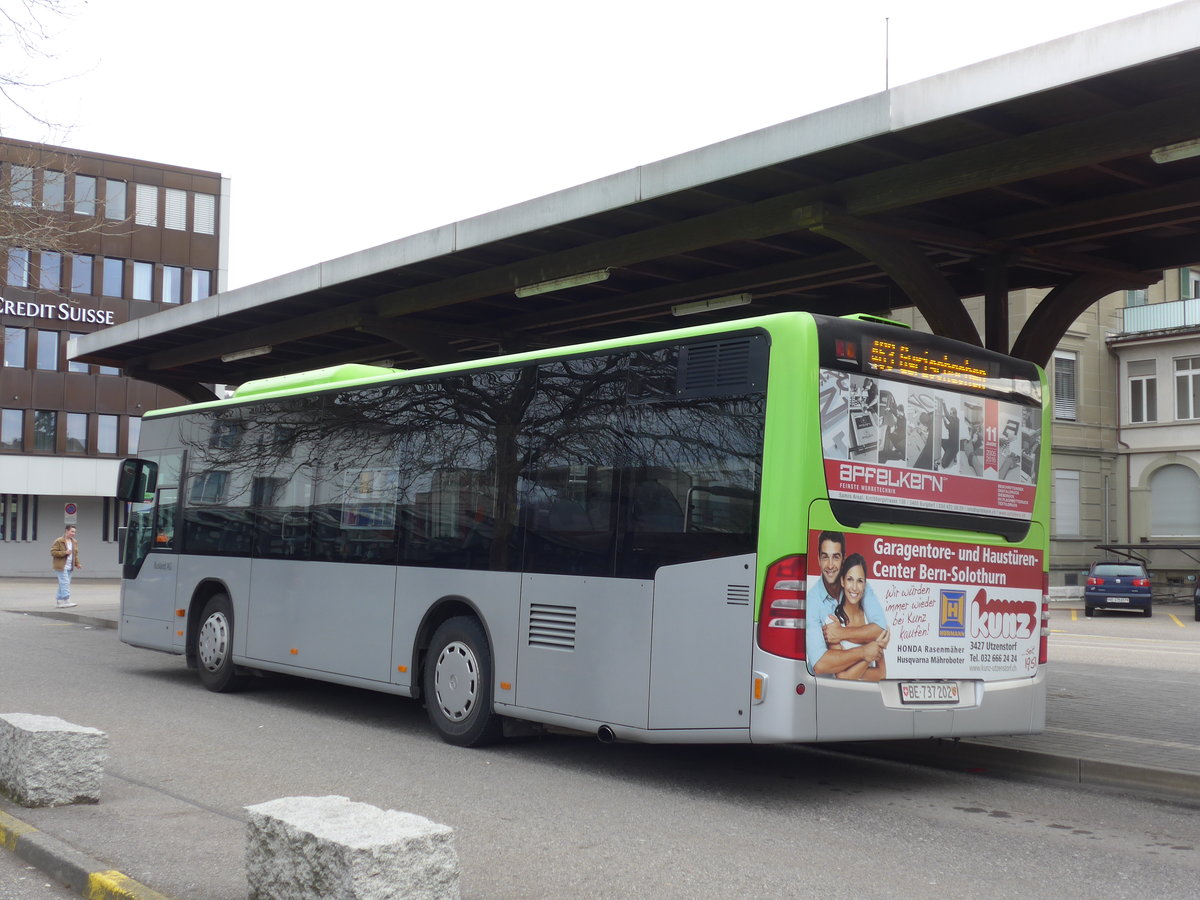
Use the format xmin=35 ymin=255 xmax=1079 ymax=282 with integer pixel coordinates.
xmin=0 ymin=0 xmax=76 ymax=128
xmin=1 ymin=139 xmax=131 ymax=286
xmin=0 ymin=3 xmax=126 ymax=275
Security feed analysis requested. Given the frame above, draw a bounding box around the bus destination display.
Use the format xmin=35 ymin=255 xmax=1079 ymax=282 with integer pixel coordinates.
xmin=864 ymin=338 xmax=990 ymax=392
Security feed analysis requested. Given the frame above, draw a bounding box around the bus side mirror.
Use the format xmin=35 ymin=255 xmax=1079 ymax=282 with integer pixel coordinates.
xmin=116 ymin=458 xmax=158 ymax=502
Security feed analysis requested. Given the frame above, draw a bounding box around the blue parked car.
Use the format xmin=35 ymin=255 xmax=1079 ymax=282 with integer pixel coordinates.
xmin=1085 ymin=561 xmax=1152 ymax=618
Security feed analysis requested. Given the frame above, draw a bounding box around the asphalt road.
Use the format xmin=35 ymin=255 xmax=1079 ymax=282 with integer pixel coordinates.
xmin=0 ymin=853 xmax=78 ymax=900
xmin=2 ymin=608 xmax=1199 ymax=900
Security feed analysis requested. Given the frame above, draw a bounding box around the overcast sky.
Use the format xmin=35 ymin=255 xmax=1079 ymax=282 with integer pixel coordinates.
xmin=3 ymin=0 xmax=1184 ymax=289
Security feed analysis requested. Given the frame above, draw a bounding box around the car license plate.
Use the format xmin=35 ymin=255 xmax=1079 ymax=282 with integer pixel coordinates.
xmin=1107 ymin=597 xmax=1129 ymax=603
xmin=899 ymin=682 xmax=960 ymax=705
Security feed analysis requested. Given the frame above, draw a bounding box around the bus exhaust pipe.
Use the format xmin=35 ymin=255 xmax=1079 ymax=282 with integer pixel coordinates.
xmin=597 ymin=725 xmax=616 ymax=744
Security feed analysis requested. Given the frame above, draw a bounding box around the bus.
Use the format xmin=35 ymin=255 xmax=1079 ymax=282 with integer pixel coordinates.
xmin=114 ymin=311 xmax=1049 ymax=747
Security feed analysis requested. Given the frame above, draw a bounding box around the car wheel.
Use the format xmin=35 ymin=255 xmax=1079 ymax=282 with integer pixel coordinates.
xmin=1142 ymin=605 xmax=1152 ymax=618
xmin=1085 ymin=606 xmax=1095 ymax=617
xmin=195 ymin=593 xmax=248 ymax=692
xmin=1194 ymin=606 xmax=1200 ymax=622
xmin=423 ymin=616 xmax=503 ymax=747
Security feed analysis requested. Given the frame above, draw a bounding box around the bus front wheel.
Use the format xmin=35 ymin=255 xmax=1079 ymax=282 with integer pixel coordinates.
xmin=195 ymin=593 xmax=247 ymax=693
xmin=423 ymin=616 xmax=503 ymax=747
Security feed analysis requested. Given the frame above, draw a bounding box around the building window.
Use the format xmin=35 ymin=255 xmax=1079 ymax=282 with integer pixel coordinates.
xmin=128 ymin=416 xmax=141 ymax=453
xmin=1125 ymin=289 xmax=1148 ymax=307
xmin=71 ymin=254 xmax=93 ymax=294
xmin=1053 ymin=350 xmax=1078 ymax=421
xmin=33 ymin=410 xmax=57 ymax=451
xmin=135 ymin=184 xmax=157 ymax=226
xmin=102 ymin=257 xmax=123 ymax=297
xmin=7 ymin=248 xmax=30 ymax=287
xmin=1053 ymin=470 xmax=1081 ymax=537
xmin=1128 ymin=359 xmax=1157 ymax=424
xmin=133 ymin=261 xmax=154 ymax=301
xmin=1182 ymin=268 xmax=1200 ymax=300
xmin=1150 ymin=464 xmax=1200 ymax=537
xmin=65 ymin=413 xmax=87 ymax=453
xmin=97 ymin=414 xmax=118 ymax=454
xmin=165 ymin=188 xmax=186 ymax=230
xmin=36 ymin=330 xmax=59 ymax=370
xmin=43 ymin=170 xmax=65 ymax=211
xmin=10 ymin=165 xmax=33 ymax=206
xmin=98 ymin=364 xmax=119 ymax=376
xmin=3 ymin=327 xmax=26 ymax=367
xmin=163 ymin=265 xmax=182 ymax=303
xmin=39 ymin=251 xmax=62 ymax=291
xmin=1175 ymin=356 xmax=1200 ymax=420
xmin=191 ymin=268 xmax=211 ymax=300
xmin=194 ymin=192 xmax=215 ymax=234
xmin=1 ymin=409 xmax=23 ymax=451
xmin=74 ymin=174 xmax=96 ymax=216
xmin=68 ymin=332 xmax=88 ymax=373
xmin=105 ymin=179 xmax=127 ymax=220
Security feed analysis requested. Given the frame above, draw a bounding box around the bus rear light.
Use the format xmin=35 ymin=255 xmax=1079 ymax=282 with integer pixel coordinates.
xmin=758 ymin=555 xmax=807 ymax=660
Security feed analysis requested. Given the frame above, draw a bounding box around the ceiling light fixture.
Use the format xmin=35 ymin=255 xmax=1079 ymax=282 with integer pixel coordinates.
xmin=1151 ymin=138 xmax=1200 ymax=164
xmin=514 ymin=268 xmax=610 ymax=298
xmin=671 ymin=293 xmax=753 ymax=317
xmin=220 ymin=345 xmax=273 ymax=362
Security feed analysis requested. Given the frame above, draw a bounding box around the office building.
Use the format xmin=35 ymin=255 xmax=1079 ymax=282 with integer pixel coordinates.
xmin=1 ymin=138 xmax=227 ymax=577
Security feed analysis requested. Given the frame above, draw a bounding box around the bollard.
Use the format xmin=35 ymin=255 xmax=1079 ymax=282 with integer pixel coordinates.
xmin=0 ymin=713 xmax=108 ymax=807
xmin=245 ymin=795 xmax=460 ymax=900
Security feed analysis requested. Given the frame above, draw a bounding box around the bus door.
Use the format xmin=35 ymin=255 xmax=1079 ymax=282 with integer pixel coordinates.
xmin=118 ymin=455 xmax=182 ymax=652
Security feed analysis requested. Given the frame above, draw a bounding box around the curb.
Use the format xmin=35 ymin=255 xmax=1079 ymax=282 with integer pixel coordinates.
xmin=828 ymin=738 xmax=1200 ymax=804
xmin=0 ymin=809 xmax=180 ymax=900
xmin=4 ymin=609 xmax=117 ymax=630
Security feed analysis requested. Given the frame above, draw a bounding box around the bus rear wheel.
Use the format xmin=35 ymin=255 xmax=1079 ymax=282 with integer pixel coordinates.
xmin=424 ymin=616 xmax=503 ymax=747
xmin=195 ymin=593 xmax=247 ymax=693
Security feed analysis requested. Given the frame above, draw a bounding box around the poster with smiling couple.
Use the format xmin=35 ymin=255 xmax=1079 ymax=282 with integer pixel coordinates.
xmin=805 ymin=529 xmax=1043 ymax=685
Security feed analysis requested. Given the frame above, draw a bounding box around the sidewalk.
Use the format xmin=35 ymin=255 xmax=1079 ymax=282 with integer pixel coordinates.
xmin=0 ymin=577 xmax=121 ymax=631
xmin=2 ymin=579 xmax=1198 ymax=899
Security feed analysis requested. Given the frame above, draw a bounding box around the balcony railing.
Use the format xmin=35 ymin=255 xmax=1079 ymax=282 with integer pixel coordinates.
xmin=1121 ymin=298 xmax=1200 ymax=334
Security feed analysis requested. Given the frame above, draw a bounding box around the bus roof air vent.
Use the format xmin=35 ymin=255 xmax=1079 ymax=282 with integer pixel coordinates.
xmin=233 ymin=364 xmax=400 ymax=399
xmin=840 ymin=313 xmax=911 ymax=330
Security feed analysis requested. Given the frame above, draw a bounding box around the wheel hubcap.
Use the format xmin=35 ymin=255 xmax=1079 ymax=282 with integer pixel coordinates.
xmin=198 ymin=611 xmax=231 ymax=673
xmin=434 ymin=640 xmax=478 ymax=722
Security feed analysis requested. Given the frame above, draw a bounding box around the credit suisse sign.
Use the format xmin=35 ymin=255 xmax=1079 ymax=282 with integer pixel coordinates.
xmin=1 ymin=296 xmax=117 ymax=325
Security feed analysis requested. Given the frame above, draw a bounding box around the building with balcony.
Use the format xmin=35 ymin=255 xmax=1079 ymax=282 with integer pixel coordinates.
xmin=891 ymin=266 xmax=1200 ymax=592
xmin=1104 ymin=274 xmax=1200 ymax=596
xmin=1 ymin=138 xmax=228 ymax=577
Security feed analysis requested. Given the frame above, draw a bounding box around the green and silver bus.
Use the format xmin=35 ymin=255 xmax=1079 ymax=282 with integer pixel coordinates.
xmin=115 ymin=311 xmax=1049 ymax=746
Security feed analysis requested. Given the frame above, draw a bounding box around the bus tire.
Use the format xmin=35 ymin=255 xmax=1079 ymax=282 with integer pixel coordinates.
xmin=424 ymin=616 xmax=503 ymax=747
xmin=195 ymin=593 xmax=247 ymax=693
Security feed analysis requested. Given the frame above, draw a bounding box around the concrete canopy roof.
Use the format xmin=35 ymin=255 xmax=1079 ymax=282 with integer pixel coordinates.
xmin=75 ymin=2 xmax=1200 ymax=401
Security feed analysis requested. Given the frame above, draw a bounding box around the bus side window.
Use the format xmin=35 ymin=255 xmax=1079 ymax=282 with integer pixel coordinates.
xmin=629 ymin=478 xmax=684 ymax=533
xmin=153 ymin=489 xmax=178 ymax=550
xmin=124 ymin=500 xmax=155 ymax=570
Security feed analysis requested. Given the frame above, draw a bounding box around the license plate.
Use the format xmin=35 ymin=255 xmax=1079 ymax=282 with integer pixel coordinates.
xmin=1106 ymin=597 xmax=1129 ymax=603
xmin=899 ymin=681 xmax=960 ymax=705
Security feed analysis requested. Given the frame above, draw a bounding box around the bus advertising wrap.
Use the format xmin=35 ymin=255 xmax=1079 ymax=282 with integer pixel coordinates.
xmin=819 ymin=368 xmax=1040 ymax=520
xmin=806 ymin=529 xmax=1043 ymax=683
